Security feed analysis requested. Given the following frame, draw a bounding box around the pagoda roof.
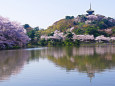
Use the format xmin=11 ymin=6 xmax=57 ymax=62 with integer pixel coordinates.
xmin=86 ymin=3 xmax=95 ymax=14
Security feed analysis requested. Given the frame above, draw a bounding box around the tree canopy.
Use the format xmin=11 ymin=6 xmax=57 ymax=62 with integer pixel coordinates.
xmin=0 ymin=16 xmax=30 ymax=49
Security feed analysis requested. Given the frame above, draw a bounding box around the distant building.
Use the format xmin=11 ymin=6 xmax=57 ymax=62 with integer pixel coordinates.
xmin=86 ymin=3 xmax=95 ymax=15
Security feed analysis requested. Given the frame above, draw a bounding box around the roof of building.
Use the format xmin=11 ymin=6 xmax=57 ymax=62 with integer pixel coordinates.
xmin=86 ymin=3 xmax=95 ymax=14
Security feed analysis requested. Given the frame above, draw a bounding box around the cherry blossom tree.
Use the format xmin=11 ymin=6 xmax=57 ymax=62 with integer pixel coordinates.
xmin=0 ymin=16 xmax=30 ymax=49
xmin=87 ymin=15 xmax=98 ymax=21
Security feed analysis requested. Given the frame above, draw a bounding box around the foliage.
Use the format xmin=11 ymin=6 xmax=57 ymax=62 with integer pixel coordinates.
xmin=34 ymin=27 xmax=39 ymax=31
xmin=24 ymin=24 xmax=30 ymax=29
xmin=112 ymin=27 xmax=115 ymax=33
xmin=37 ymin=38 xmax=80 ymax=47
xmin=64 ymin=39 xmax=73 ymax=46
xmin=38 ymin=39 xmax=64 ymax=46
xmin=27 ymin=27 xmax=40 ymax=45
xmin=63 ymin=31 xmax=67 ymax=35
xmin=73 ymin=28 xmax=85 ymax=35
xmin=85 ymin=26 xmax=99 ymax=37
xmin=24 ymin=24 xmax=33 ymax=33
xmin=78 ymin=15 xmax=87 ymax=22
xmin=27 ymin=30 xmax=35 ymax=41
xmin=38 ymin=39 xmax=48 ymax=46
xmin=66 ymin=32 xmax=73 ymax=39
xmin=38 ymin=14 xmax=115 ymax=37
xmin=0 ymin=16 xmax=30 ymax=49
xmin=39 ymin=19 xmax=75 ymax=35
xmin=85 ymin=26 xmax=109 ymax=37
xmin=31 ymin=14 xmax=115 ymax=47
xmin=65 ymin=16 xmax=74 ymax=19
xmin=74 ymin=39 xmax=80 ymax=46
xmin=48 ymin=32 xmax=54 ymax=36
xmin=63 ymin=39 xmax=80 ymax=46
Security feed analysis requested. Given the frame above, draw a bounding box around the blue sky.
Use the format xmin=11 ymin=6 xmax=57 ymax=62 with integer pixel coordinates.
xmin=0 ymin=0 xmax=115 ymax=28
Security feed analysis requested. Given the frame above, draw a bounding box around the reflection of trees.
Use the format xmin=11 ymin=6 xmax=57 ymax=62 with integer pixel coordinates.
xmin=0 ymin=48 xmax=43 ymax=81
xmin=0 ymin=46 xmax=115 ymax=81
xmin=0 ymin=50 xmax=30 ymax=81
xmin=40 ymin=46 xmax=115 ymax=58
xmin=40 ymin=46 xmax=115 ymax=78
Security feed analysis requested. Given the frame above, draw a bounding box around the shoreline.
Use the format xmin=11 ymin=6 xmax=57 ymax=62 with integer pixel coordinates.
xmin=0 ymin=43 xmax=115 ymax=51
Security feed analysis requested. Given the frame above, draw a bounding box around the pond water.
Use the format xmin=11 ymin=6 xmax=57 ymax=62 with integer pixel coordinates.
xmin=0 ymin=45 xmax=115 ymax=86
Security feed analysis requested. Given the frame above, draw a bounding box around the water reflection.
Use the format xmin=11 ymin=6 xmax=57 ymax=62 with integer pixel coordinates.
xmin=0 ymin=48 xmax=42 ymax=81
xmin=0 ymin=50 xmax=30 ymax=81
xmin=39 ymin=46 xmax=115 ymax=78
xmin=0 ymin=45 xmax=115 ymax=81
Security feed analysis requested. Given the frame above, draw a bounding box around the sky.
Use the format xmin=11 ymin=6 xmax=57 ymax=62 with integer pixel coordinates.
xmin=0 ymin=0 xmax=115 ymax=29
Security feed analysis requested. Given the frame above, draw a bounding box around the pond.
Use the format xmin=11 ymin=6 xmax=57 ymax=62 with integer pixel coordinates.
xmin=0 ymin=45 xmax=115 ymax=86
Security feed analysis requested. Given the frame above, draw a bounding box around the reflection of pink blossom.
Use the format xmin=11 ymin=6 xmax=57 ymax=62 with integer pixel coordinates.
xmin=0 ymin=16 xmax=30 ymax=49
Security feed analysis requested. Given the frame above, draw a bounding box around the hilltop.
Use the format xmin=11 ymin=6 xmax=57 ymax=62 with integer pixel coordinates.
xmin=38 ymin=4 xmax=115 ymax=37
xmin=39 ymin=14 xmax=115 ymax=37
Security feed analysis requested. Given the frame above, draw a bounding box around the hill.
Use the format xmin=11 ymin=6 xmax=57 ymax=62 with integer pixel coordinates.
xmin=39 ymin=14 xmax=115 ymax=37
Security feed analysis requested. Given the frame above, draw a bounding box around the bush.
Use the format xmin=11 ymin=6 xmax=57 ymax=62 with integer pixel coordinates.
xmin=74 ymin=40 xmax=80 ymax=46
xmin=64 ymin=39 xmax=73 ymax=46
xmin=38 ymin=39 xmax=48 ymax=46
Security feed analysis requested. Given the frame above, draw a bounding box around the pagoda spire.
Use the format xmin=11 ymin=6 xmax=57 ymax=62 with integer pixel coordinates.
xmin=90 ymin=3 xmax=91 ymax=10
xmin=86 ymin=3 xmax=94 ymax=15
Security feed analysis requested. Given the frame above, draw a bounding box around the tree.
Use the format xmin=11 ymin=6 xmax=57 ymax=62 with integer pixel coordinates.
xmin=74 ymin=29 xmax=85 ymax=35
xmin=74 ymin=39 xmax=80 ymax=46
xmin=64 ymin=38 xmax=73 ymax=46
xmin=112 ymin=28 xmax=115 ymax=33
xmin=0 ymin=16 xmax=30 ymax=49
xmin=27 ymin=28 xmax=41 ymax=44
xmin=85 ymin=26 xmax=99 ymax=37
xmin=34 ymin=27 xmax=39 ymax=31
xmin=66 ymin=32 xmax=73 ymax=39
xmin=65 ymin=16 xmax=74 ymax=19
xmin=38 ymin=39 xmax=47 ymax=46
xmin=48 ymin=32 xmax=54 ymax=36
xmin=27 ymin=30 xmax=35 ymax=41
xmin=24 ymin=24 xmax=30 ymax=29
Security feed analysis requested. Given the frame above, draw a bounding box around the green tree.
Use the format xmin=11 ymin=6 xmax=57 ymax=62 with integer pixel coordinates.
xmin=27 ymin=28 xmax=40 ymax=44
xmin=34 ymin=27 xmax=39 ymax=31
xmin=64 ymin=39 xmax=73 ymax=46
xmin=66 ymin=32 xmax=73 ymax=39
xmin=48 ymin=32 xmax=54 ymax=36
xmin=24 ymin=24 xmax=30 ymax=29
xmin=74 ymin=29 xmax=85 ymax=35
xmin=74 ymin=39 xmax=80 ymax=46
xmin=85 ymin=26 xmax=99 ymax=37
xmin=27 ymin=30 xmax=35 ymax=42
xmin=112 ymin=28 xmax=115 ymax=34
xmin=65 ymin=16 xmax=74 ymax=20
xmin=38 ymin=39 xmax=48 ymax=46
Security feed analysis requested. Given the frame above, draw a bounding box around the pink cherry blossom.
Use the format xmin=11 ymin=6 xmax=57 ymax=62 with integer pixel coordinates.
xmin=0 ymin=16 xmax=30 ymax=49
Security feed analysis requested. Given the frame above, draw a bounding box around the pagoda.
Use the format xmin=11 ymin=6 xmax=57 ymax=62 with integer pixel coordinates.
xmin=86 ymin=3 xmax=94 ymax=15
